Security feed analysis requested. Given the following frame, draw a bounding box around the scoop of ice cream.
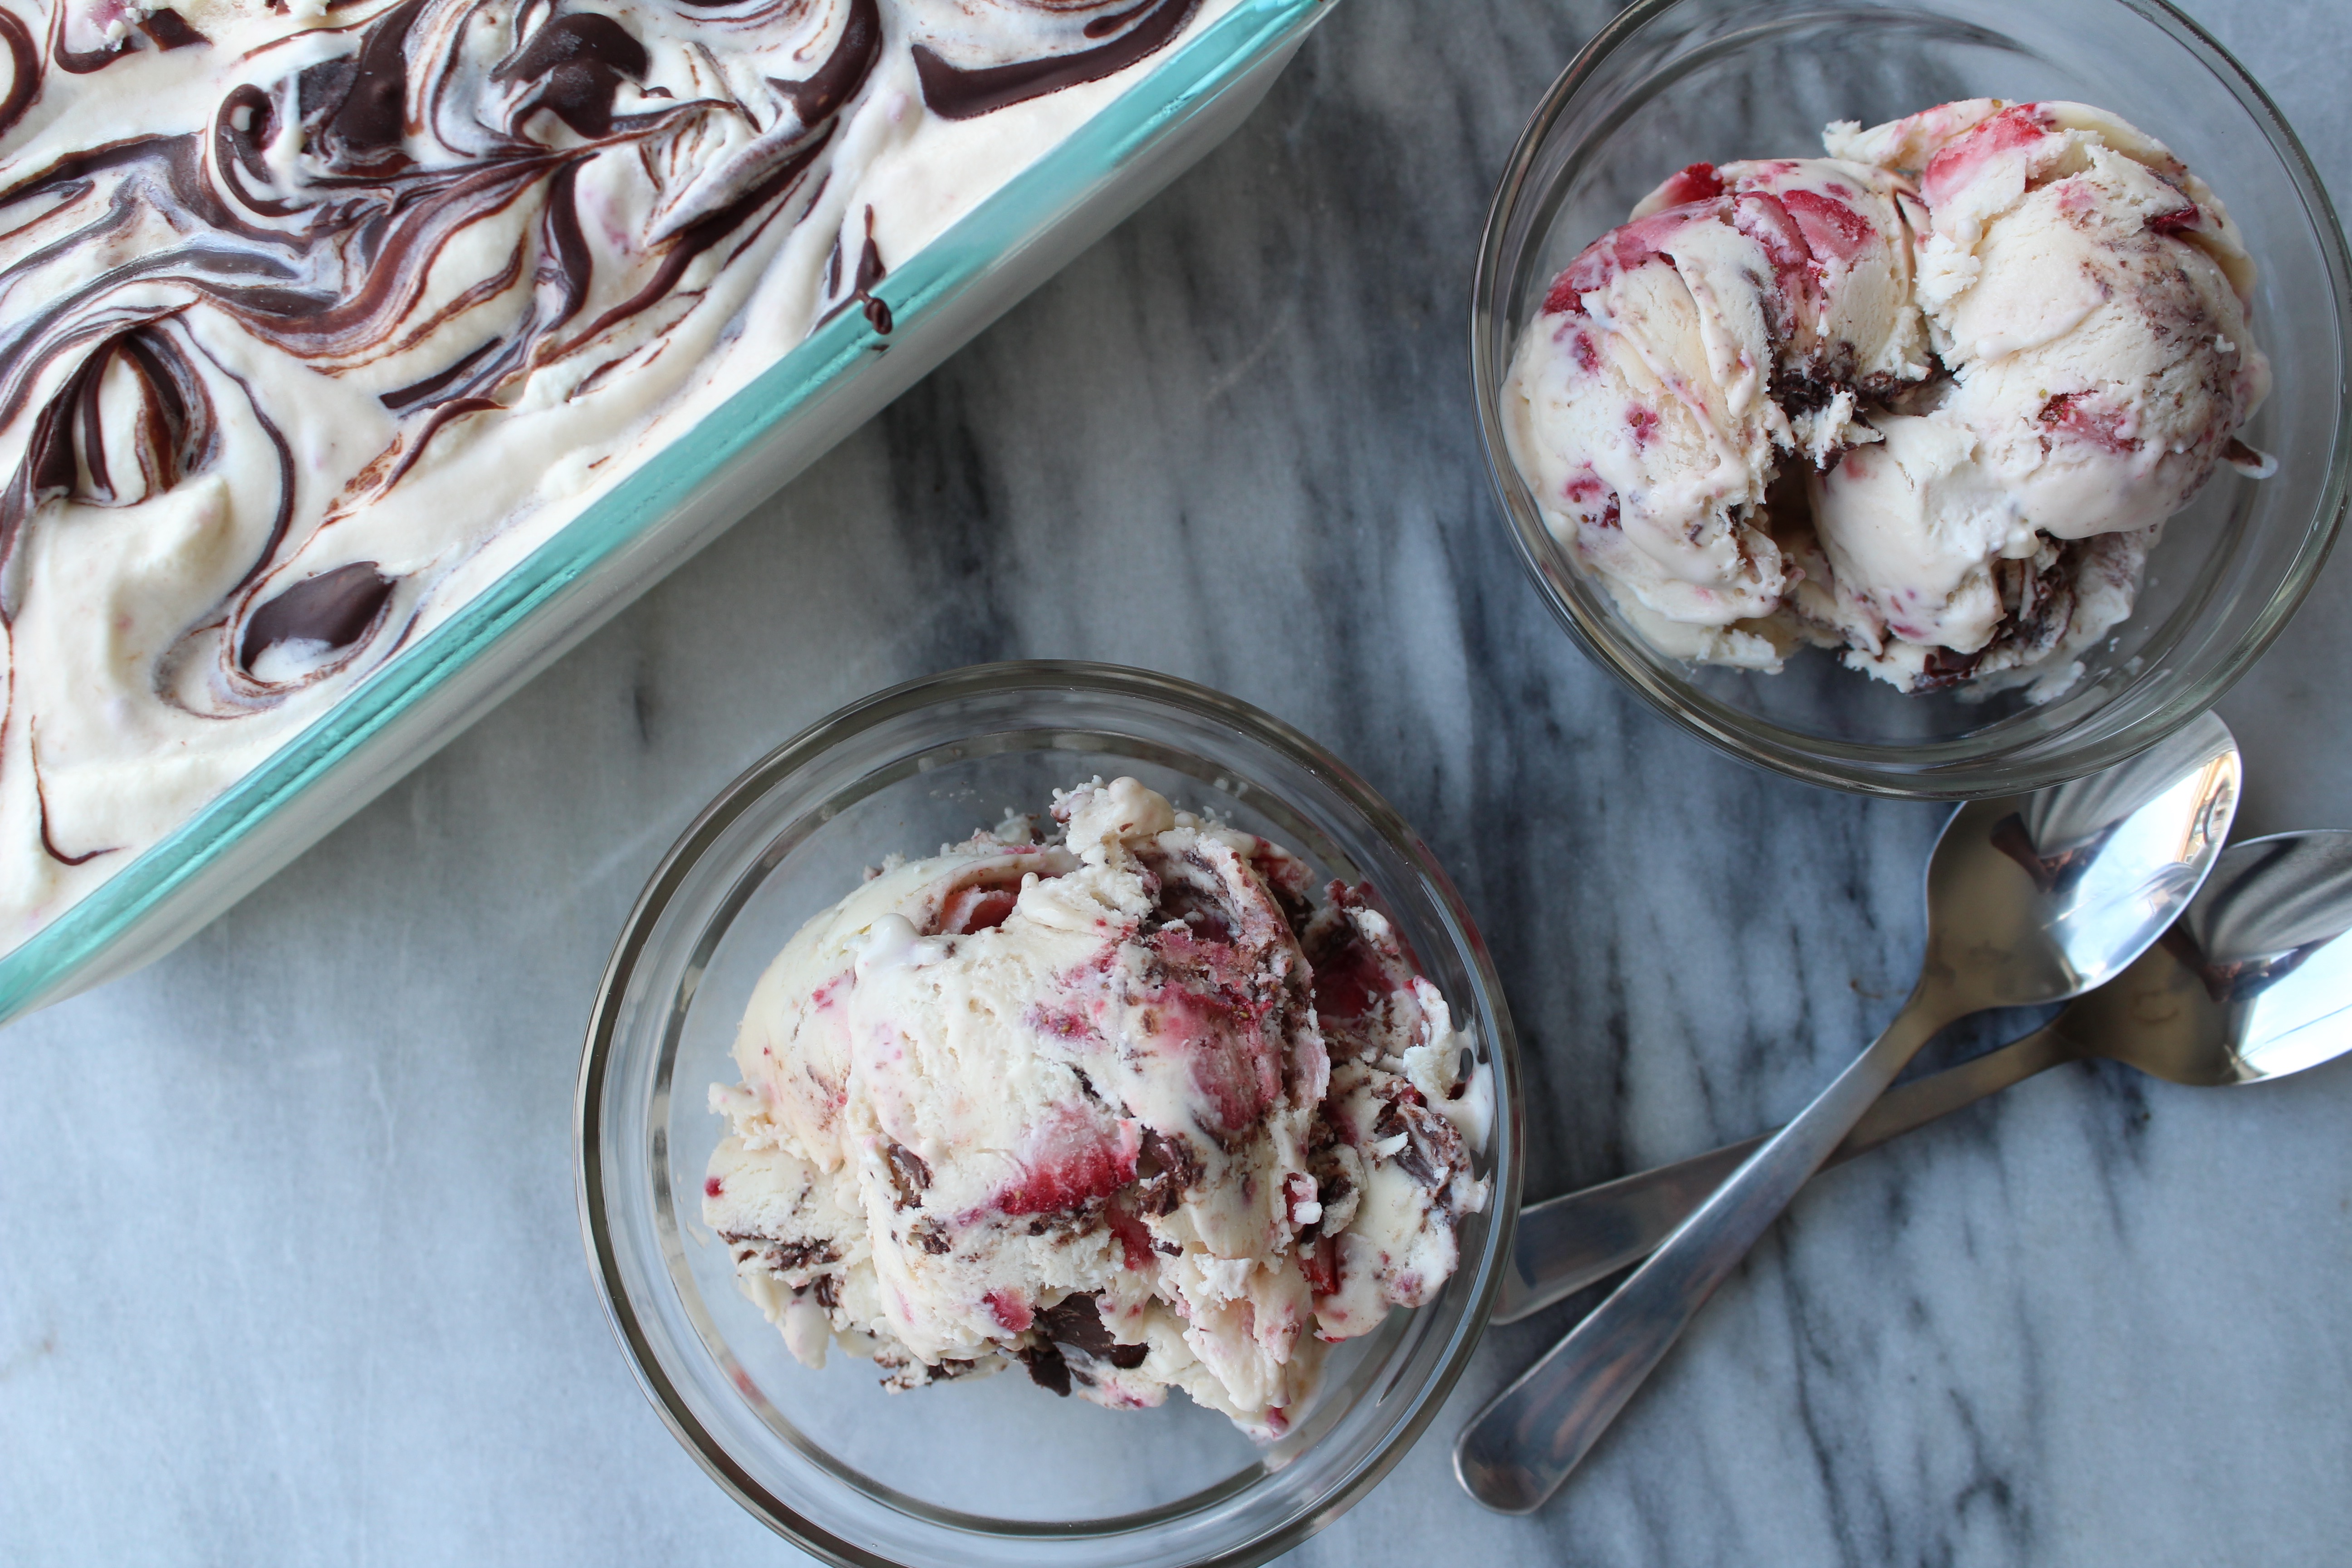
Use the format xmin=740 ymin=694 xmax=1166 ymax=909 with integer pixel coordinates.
xmin=704 ymin=778 xmax=1490 ymax=1438
xmin=1501 ymin=98 xmax=2269 ymax=697
xmin=1812 ymin=100 xmax=2271 ymax=691
xmin=1501 ymin=156 xmax=1926 ymax=665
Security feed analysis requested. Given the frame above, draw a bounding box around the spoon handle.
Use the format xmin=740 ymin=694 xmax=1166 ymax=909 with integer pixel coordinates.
xmin=1454 ymin=992 xmax=1951 ymax=1514
xmin=1493 ymin=1019 xmax=2078 ymax=1324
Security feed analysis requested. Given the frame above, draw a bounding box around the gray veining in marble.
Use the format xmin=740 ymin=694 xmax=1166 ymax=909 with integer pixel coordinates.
xmin=5 ymin=1 xmax=2350 ymax=1563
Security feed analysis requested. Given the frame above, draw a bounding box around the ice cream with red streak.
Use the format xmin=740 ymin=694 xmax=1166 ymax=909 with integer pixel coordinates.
xmin=1811 ymin=101 xmax=2270 ymax=691
xmin=703 ymin=777 xmax=1491 ymax=1437
xmin=1503 ymin=153 xmax=1929 ymax=669
xmin=1502 ymin=100 xmax=2269 ymax=695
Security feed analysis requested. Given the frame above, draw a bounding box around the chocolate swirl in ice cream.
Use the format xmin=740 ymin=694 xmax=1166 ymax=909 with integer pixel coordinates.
xmin=703 ymin=779 xmax=1494 ymax=1438
xmin=0 ymin=0 xmax=1232 ymax=946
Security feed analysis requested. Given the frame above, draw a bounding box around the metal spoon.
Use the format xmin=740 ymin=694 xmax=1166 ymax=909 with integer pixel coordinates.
xmin=1491 ymin=828 xmax=2352 ymax=1327
xmin=1454 ymin=713 xmax=2241 ymax=1514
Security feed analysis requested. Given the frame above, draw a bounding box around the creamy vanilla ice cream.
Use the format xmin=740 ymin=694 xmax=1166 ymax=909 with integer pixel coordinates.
xmin=0 ymin=0 xmax=1235 ymax=951
xmin=1503 ymin=155 xmax=1931 ymax=670
xmin=1502 ymin=100 xmax=2270 ymax=695
xmin=703 ymin=778 xmax=1492 ymax=1438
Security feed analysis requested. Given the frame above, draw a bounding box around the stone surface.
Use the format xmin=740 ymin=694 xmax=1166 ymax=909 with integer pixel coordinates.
xmin=4 ymin=1 xmax=2349 ymax=1562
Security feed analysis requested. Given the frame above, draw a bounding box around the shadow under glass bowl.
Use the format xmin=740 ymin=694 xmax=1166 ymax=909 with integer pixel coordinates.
xmin=574 ymin=662 xmax=1523 ymax=1568
xmin=1473 ymin=0 xmax=2350 ymax=799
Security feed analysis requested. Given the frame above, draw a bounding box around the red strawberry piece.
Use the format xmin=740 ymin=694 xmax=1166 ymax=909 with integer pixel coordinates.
xmin=1924 ymin=103 xmax=2055 ymax=208
xmin=1300 ymin=1236 xmax=1341 ymax=1297
xmin=995 ymin=1113 xmax=1142 ymax=1217
xmin=939 ymin=883 xmax=1019 ymax=935
xmin=2038 ymin=392 xmax=2140 ymax=455
xmin=1649 ymin=162 xmax=1725 ymax=209
xmin=1107 ymin=1204 xmax=1154 ymax=1271
xmin=1778 ymin=187 xmax=1876 ymax=261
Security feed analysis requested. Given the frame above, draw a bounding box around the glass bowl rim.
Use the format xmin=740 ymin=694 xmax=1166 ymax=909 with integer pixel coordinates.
xmin=1469 ymin=0 xmax=2352 ymax=800
xmin=573 ymin=658 xmax=1526 ymax=1565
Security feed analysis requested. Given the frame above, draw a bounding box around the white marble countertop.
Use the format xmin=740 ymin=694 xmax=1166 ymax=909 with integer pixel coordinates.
xmin=6 ymin=2 xmax=2350 ymax=1562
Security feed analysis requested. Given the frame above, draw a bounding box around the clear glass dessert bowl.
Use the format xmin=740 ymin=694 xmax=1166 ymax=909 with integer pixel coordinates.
xmin=1472 ymin=0 xmax=2351 ymax=798
xmin=574 ymin=663 xmax=1522 ymax=1567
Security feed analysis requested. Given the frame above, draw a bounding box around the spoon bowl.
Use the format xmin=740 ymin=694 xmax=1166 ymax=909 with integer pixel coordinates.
xmin=1917 ymin=715 xmax=2244 ymax=1014
xmin=1455 ymin=712 xmax=2241 ymax=1514
xmin=2064 ymin=829 xmax=2352 ymax=1086
xmin=1491 ymin=827 xmax=2352 ymax=1326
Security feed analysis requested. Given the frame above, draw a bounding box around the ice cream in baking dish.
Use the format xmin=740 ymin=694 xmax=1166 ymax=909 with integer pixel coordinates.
xmin=703 ymin=778 xmax=1492 ymax=1438
xmin=0 ymin=0 xmax=1235 ymax=950
xmin=1502 ymin=99 xmax=2271 ymax=696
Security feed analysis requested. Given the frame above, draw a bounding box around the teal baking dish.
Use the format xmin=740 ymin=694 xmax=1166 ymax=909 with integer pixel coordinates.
xmin=0 ymin=0 xmax=1340 ymax=1025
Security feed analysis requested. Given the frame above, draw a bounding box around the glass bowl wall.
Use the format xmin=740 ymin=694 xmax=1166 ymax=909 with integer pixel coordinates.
xmin=1473 ymin=0 xmax=2350 ymax=797
xmin=576 ymin=663 xmax=1523 ymax=1568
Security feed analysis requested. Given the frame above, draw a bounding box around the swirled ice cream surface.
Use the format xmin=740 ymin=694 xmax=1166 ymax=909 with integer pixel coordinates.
xmin=1502 ymin=100 xmax=2271 ymax=696
xmin=0 ymin=0 xmax=1232 ymax=949
xmin=702 ymin=778 xmax=1493 ymax=1438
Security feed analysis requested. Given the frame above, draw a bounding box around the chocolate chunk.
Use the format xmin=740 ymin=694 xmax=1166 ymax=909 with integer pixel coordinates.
xmin=1034 ymin=1294 xmax=1113 ymax=1356
xmin=715 ymin=1234 xmax=840 ymax=1274
xmin=2223 ymin=436 xmax=2269 ymax=471
xmin=1918 ymin=537 xmax=2088 ymax=691
xmin=1017 ymin=1341 xmax=1071 ymax=1397
xmin=772 ymin=1240 xmax=840 ymax=1272
xmin=1152 ymin=872 xmax=1235 ymax=944
xmin=882 ymin=1139 xmax=932 ymax=1209
xmin=1036 ymin=1293 xmax=1148 ymax=1370
xmin=1249 ymin=850 xmax=1316 ymax=935
xmin=1393 ymin=1137 xmax=1440 ymax=1190
xmin=136 ymin=10 xmax=206 ymax=49
xmin=1916 ymin=644 xmax=1986 ymax=689
xmin=853 ymin=206 xmax=891 ymax=337
xmin=1372 ymin=1087 xmax=1464 ymax=1191
xmin=1133 ymin=1127 xmax=1200 ymax=1216
xmin=811 ymin=1274 xmax=838 ymax=1310
xmin=1138 ymin=1128 xmax=1201 ymax=1190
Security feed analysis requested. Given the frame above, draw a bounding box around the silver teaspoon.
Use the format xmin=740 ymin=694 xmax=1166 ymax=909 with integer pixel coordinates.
xmin=1453 ymin=711 xmax=2241 ymax=1514
xmin=1490 ymin=828 xmax=2352 ymax=1327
